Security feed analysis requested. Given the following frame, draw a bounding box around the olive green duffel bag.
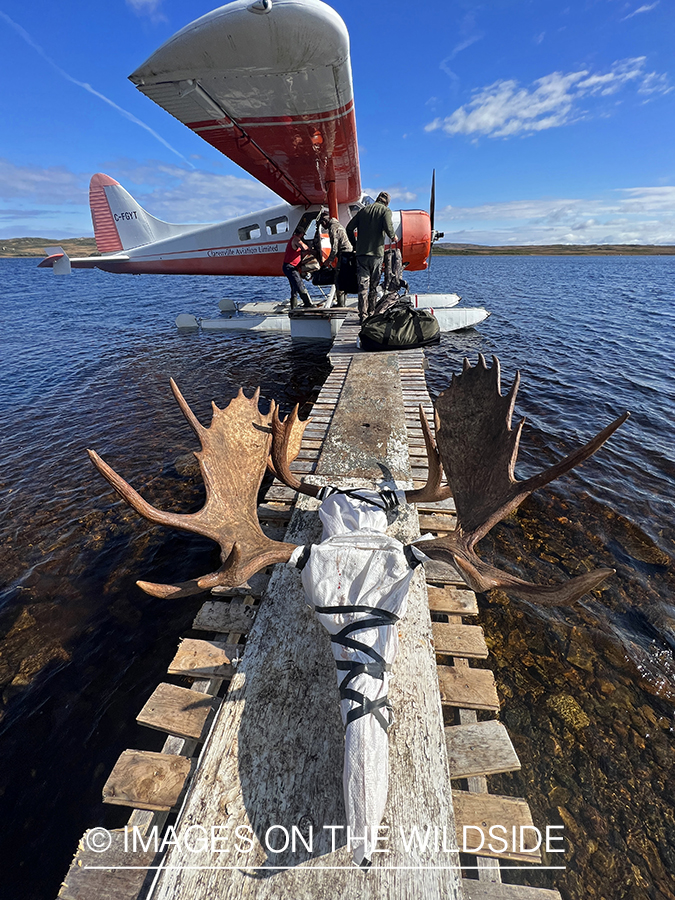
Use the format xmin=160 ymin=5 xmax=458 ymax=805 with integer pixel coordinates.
xmin=359 ymin=298 xmax=440 ymax=351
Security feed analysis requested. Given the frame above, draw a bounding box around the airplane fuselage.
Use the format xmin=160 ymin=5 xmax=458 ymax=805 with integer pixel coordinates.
xmin=53 ymin=199 xmax=432 ymax=276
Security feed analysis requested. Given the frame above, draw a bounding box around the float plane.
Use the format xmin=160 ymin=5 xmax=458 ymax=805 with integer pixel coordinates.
xmin=40 ymin=0 xmax=441 ymax=278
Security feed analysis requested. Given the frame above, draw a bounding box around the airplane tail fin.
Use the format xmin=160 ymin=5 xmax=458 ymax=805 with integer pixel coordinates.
xmin=89 ymin=173 xmax=189 ymax=253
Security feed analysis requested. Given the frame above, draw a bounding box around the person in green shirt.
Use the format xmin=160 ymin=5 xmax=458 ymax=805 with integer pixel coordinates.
xmin=346 ymin=191 xmax=397 ymax=321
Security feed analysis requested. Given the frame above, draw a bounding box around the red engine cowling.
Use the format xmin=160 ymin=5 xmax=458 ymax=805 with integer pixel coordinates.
xmin=400 ymin=209 xmax=431 ymax=271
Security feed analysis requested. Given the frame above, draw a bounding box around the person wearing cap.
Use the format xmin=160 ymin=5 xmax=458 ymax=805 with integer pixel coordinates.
xmin=346 ymin=191 xmax=397 ymax=321
xmin=282 ymin=227 xmax=313 ymax=308
xmin=312 ymin=210 xmax=353 ymax=307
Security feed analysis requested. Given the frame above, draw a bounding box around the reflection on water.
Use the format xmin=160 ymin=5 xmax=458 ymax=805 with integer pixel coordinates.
xmin=1 ymin=256 xmax=674 ymax=899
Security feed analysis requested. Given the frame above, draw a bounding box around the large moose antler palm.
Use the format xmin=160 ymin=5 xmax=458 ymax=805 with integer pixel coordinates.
xmin=415 ymin=355 xmax=628 ymax=605
xmin=88 ymin=380 xmax=300 ymax=599
xmin=88 ymin=359 xmax=627 ymax=605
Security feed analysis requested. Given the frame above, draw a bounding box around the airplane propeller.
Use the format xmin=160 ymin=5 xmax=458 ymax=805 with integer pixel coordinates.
xmin=427 ymin=169 xmax=444 ymax=278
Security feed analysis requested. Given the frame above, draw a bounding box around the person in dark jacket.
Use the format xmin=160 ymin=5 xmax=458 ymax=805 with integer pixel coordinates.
xmin=282 ymin=227 xmax=312 ymax=308
xmin=312 ymin=209 xmax=353 ymax=307
xmin=346 ymin=191 xmax=397 ymax=321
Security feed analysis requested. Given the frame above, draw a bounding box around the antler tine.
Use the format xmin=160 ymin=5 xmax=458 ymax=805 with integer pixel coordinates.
xmin=170 ymin=378 xmax=206 ymax=438
xmin=405 ymin=405 xmax=452 ymax=504
xmin=136 ymin=538 xmax=297 ymax=599
xmin=271 ymin=405 xmax=321 ymax=498
xmin=518 ymin=411 xmax=630 ymax=497
xmin=87 ymin=448 xmax=213 ymax=537
xmin=450 ymin=551 xmax=615 ymax=607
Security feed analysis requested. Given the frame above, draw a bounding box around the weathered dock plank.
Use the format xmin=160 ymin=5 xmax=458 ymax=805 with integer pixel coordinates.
xmin=419 ymin=512 xmax=457 ymax=533
xmin=166 ymin=638 xmax=241 ymax=678
xmin=432 ymin=623 xmax=489 ymax=658
xmin=102 ymin=750 xmax=194 ymax=812
xmin=428 ymin=586 xmax=479 ymax=616
xmin=58 ymin=829 xmax=157 ymax=900
xmin=437 ymin=665 xmax=501 ymax=711
xmin=452 ymin=791 xmax=542 ymax=862
xmin=192 ymin=598 xmax=256 ymax=634
xmin=425 ymin=558 xmax=466 ymax=585
xmin=462 ymin=883 xmax=562 ymax=900
xmin=446 ymin=721 xmax=521 ymax=780
xmin=136 ymin=683 xmax=220 ymax=741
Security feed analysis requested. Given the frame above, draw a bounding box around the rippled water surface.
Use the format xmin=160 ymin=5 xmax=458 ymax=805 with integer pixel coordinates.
xmin=1 ymin=256 xmax=673 ymax=899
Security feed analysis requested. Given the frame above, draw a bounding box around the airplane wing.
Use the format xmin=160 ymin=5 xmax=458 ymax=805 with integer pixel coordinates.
xmin=129 ymin=0 xmax=361 ymax=207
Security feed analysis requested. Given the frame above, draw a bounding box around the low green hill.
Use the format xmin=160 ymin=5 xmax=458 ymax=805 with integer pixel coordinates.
xmin=0 ymin=237 xmax=99 ymax=258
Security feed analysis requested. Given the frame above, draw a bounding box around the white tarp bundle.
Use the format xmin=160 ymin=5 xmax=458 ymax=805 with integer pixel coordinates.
xmin=289 ymin=487 xmax=426 ymax=866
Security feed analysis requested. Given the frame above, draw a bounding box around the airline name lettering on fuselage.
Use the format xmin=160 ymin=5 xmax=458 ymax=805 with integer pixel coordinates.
xmin=207 ymin=244 xmax=281 ymax=257
xmin=114 ymin=211 xmax=139 ymax=222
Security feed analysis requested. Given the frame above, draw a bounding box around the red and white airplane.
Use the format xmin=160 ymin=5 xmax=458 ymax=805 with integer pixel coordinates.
xmin=40 ymin=0 xmax=440 ymax=278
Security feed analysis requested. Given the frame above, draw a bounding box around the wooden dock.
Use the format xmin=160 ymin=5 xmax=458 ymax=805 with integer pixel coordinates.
xmin=59 ymin=313 xmax=562 ymax=900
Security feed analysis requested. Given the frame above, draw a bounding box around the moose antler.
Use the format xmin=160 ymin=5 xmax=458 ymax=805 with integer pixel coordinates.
xmin=268 ymin=405 xmax=316 ymax=485
xmin=404 ymin=406 xmax=452 ymax=504
xmin=416 ymin=355 xmax=629 ymax=605
xmin=87 ymin=379 xmax=297 ymax=598
xmin=270 ymin=402 xmax=451 ymax=504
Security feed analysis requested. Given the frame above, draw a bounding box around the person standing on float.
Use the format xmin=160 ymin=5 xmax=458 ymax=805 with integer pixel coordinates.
xmin=282 ymin=227 xmax=313 ymax=308
xmin=346 ymin=191 xmax=397 ymax=321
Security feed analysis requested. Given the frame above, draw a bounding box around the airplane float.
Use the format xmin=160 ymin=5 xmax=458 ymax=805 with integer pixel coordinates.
xmin=40 ymin=0 xmax=441 ymax=280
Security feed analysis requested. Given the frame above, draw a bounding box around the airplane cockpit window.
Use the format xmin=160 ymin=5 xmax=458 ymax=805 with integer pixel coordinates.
xmin=238 ymin=223 xmax=261 ymax=241
xmin=349 ymin=204 xmax=361 ymax=216
xmin=265 ymin=216 xmax=289 ymax=235
xmin=362 ymin=194 xmax=375 ymax=206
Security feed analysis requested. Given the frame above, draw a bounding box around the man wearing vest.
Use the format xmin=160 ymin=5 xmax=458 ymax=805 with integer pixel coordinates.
xmin=312 ymin=209 xmax=353 ymax=307
xmin=346 ymin=191 xmax=397 ymax=322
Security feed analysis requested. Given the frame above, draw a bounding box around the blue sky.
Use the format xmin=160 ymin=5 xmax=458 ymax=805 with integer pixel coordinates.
xmin=1 ymin=0 xmax=673 ymax=244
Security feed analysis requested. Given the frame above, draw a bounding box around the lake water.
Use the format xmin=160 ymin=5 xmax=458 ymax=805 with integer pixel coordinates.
xmin=0 ymin=255 xmax=673 ymax=899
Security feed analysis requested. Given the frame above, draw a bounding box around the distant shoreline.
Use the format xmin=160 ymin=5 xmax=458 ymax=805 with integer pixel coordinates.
xmin=2 ymin=236 xmax=675 ymax=258
xmin=433 ymin=243 xmax=675 ymax=256
xmin=0 ymin=237 xmax=99 ymax=258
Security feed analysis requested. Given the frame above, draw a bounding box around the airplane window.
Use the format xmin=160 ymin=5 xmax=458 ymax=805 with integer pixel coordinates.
xmin=296 ymin=211 xmax=320 ymax=239
xmin=362 ymin=195 xmax=375 ymax=206
xmin=265 ymin=216 xmax=289 ymax=235
xmin=349 ymin=205 xmax=361 ymax=216
xmin=238 ymin=223 xmax=261 ymax=241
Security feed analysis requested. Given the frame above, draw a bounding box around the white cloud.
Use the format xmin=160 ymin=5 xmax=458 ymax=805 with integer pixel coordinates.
xmin=426 ymin=57 xmax=671 ymax=138
xmin=363 ymin=186 xmax=417 ymax=204
xmin=437 ymin=187 xmax=675 ymax=245
xmin=126 ymin=0 xmax=166 ymax=21
xmin=83 ymin=161 xmax=277 ymax=222
xmin=439 ymin=11 xmax=484 ymax=91
xmin=0 ymin=159 xmax=281 ymax=236
xmin=621 ymin=2 xmax=659 ymax=21
xmin=0 ymin=158 xmax=87 ymax=204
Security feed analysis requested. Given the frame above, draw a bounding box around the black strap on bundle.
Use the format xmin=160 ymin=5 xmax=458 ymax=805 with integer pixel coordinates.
xmin=294 ymin=545 xmax=313 ymax=570
xmin=319 ymin=485 xmax=400 ymax=512
xmin=315 ymin=603 xmax=400 ymax=733
xmin=403 ymin=543 xmax=425 ymax=570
